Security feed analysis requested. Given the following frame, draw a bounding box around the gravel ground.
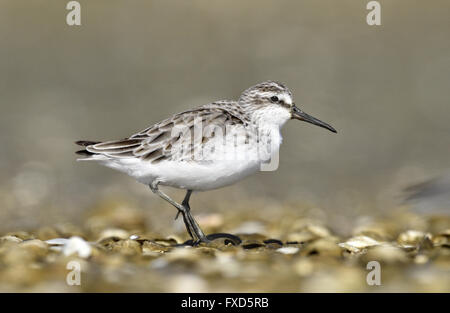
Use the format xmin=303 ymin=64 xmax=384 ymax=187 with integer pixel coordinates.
xmin=0 ymin=204 xmax=448 ymax=292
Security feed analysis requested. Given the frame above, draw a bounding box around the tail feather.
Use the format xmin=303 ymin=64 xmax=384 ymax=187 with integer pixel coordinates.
xmin=75 ymin=140 xmax=101 ymax=158
xmin=75 ymin=140 xmax=101 ymax=147
xmin=75 ymin=149 xmax=95 ymax=156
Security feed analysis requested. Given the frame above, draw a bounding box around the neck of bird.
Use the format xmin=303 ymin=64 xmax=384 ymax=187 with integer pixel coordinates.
xmin=244 ymin=106 xmax=290 ymax=131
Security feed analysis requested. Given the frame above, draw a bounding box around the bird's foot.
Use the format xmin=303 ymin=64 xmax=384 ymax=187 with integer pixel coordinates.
xmin=182 ymin=233 xmax=242 ymax=247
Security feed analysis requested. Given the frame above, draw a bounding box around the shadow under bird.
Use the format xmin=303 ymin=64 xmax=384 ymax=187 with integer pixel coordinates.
xmin=76 ymin=81 xmax=336 ymax=245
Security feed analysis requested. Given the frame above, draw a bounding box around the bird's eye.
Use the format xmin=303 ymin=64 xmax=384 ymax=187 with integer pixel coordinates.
xmin=270 ymin=96 xmax=279 ymax=103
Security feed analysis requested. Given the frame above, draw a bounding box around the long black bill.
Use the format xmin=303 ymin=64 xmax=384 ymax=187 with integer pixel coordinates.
xmin=291 ymin=105 xmax=337 ymax=133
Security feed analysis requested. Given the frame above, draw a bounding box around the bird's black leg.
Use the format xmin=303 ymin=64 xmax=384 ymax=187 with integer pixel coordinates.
xmin=149 ymin=183 xmax=199 ymax=242
xmin=150 ymin=182 xmax=240 ymax=246
xmin=181 ymin=190 xmax=209 ymax=244
xmin=181 ymin=190 xmax=241 ymax=246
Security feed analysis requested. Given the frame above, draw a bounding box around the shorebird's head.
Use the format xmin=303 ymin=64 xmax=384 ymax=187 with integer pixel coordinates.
xmin=239 ymin=81 xmax=336 ymax=133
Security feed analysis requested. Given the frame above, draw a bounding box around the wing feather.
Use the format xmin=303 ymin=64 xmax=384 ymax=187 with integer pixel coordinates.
xmin=82 ymin=101 xmax=249 ymax=163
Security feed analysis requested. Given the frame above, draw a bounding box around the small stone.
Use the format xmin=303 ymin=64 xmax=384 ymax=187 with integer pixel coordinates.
xmin=0 ymin=235 xmax=23 ymax=244
xmin=306 ymin=225 xmax=330 ymax=238
xmin=302 ymin=238 xmax=342 ymax=257
xmin=200 ymin=238 xmax=238 ymax=250
xmin=98 ymin=228 xmax=129 ymax=241
xmin=339 ymin=236 xmax=382 ymax=253
xmin=20 ymin=239 xmax=48 ymax=256
xmin=397 ymin=230 xmax=432 ymax=248
xmin=5 ymin=231 xmax=34 ymax=240
xmin=46 ymin=238 xmax=70 ymax=246
xmin=286 ymin=231 xmax=316 ymax=243
xmin=142 ymin=241 xmax=171 ymax=254
xmin=363 ymin=245 xmax=408 ymax=264
xmin=263 ymin=239 xmax=283 ymax=249
xmin=352 ymin=224 xmax=395 ymax=241
xmin=62 ymin=236 xmax=92 ymax=258
xmin=97 ymin=235 xmax=120 ymax=244
xmin=276 ymin=247 xmax=299 ymax=255
xmin=285 ymin=225 xmax=330 ymax=244
xmin=153 ymin=238 xmax=178 ymax=246
xmin=242 ymin=243 xmax=265 ymax=250
xmin=110 ymin=239 xmax=141 ymax=256
xmin=432 ymin=229 xmax=450 ymax=247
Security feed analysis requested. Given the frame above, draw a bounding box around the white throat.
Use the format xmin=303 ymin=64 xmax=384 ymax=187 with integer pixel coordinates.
xmin=251 ymin=105 xmax=291 ymax=129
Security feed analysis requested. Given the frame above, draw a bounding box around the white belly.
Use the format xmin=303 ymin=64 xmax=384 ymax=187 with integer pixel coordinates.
xmin=97 ymin=123 xmax=283 ymax=191
xmin=146 ymin=158 xmax=261 ymax=190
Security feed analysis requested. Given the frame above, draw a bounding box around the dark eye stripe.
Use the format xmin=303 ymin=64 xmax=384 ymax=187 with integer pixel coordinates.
xmin=269 ymin=95 xmax=291 ymax=108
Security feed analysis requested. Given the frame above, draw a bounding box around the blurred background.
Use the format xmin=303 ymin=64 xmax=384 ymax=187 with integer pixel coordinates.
xmin=1 ymin=0 xmax=450 ymax=236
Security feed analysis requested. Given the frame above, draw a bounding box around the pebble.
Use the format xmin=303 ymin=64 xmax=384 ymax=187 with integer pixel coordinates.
xmin=339 ymin=235 xmax=382 ymax=253
xmin=98 ymin=228 xmax=130 ymax=241
xmin=0 ymin=235 xmax=23 ymax=244
xmin=61 ymin=236 xmax=92 ymax=258
xmin=363 ymin=245 xmax=408 ymax=264
xmin=397 ymin=230 xmax=431 ymax=247
xmin=276 ymin=247 xmax=299 ymax=255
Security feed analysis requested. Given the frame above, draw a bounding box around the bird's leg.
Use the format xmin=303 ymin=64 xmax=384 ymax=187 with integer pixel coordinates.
xmin=149 ymin=183 xmax=238 ymax=246
xmin=181 ymin=190 xmax=209 ymax=243
xmin=174 ymin=191 xmax=191 ymax=220
xmin=149 ymin=182 xmax=199 ymax=241
xmin=180 ymin=189 xmax=193 ymax=217
xmin=181 ymin=192 xmax=241 ymax=245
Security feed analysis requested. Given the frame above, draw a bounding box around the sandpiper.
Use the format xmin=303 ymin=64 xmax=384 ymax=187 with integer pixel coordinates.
xmin=76 ymin=81 xmax=336 ymax=244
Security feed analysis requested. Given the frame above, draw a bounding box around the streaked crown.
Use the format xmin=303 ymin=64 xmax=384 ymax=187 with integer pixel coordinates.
xmin=238 ymin=81 xmax=293 ymax=109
